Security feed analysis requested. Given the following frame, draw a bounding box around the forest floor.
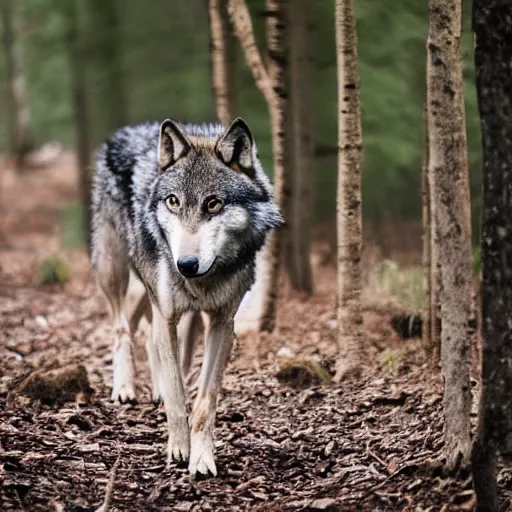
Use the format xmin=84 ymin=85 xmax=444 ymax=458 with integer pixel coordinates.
xmin=0 ymin=157 xmax=506 ymax=511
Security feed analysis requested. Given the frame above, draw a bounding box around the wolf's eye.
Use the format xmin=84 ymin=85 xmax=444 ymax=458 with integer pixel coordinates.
xmin=166 ymin=195 xmax=180 ymax=210
xmin=206 ymin=197 xmax=223 ymax=214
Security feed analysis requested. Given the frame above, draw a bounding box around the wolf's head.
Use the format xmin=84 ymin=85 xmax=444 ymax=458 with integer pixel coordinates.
xmin=152 ymin=118 xmax=282 ymax=279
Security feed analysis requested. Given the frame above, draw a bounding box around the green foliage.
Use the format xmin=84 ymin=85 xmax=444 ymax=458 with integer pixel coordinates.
xmin=366 ymin=261 xmax=424 ymax=311
xmin=0 ymin=0 xmax=482 ymax=229
xmin=380 ymin=348 xmax=403 ymax=376
xmin=276 ymin=358 xmax=333 ymax=388
xmin=36 ymin=255 xmax=70 ymax=285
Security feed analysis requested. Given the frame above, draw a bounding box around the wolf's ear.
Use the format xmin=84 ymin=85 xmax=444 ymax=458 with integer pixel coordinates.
xmin=216 ymin=117 xmax=255 ymax=179
xmin=158 ymin=119 xmax=191 ymax=173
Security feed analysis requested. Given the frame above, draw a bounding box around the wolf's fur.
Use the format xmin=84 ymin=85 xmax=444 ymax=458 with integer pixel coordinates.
xmin=90 ymin=118 xmax=281 ymax=475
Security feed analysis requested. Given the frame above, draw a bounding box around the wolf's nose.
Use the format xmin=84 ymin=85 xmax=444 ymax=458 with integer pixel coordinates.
xmin=177 ymin=256 xmax=199 ymax=277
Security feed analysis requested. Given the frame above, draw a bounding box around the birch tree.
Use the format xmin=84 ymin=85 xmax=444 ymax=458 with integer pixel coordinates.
xmin=209 ymin=0 xmax=237 ymax=126
xmin=334 ymin=0 xmax=363 ymax=380
xmin=228 ymin=0 xmax=288 ymax=332
xmin=421 ymin=105 xmax=431 ymax=351
xmin=422 ymin=102 xmax=442 ymax=366
xmin=427 ymin=0 xmax=473 ymax=470
xmin=472 ymin=1 xmax=512 ymax=509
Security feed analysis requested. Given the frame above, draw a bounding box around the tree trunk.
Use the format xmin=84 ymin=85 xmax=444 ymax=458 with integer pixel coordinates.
xmin=259 ymin=0 xmax=288 ymax=332
xmin=0 ymin=0 xmax=33 ymax=169
xmin=427 ymin=0 xmax=473 ymax=471
xmin=429 ymin=218 xmax=442 ymax=368
xmin=421 ymin=104 xmax=432 ymax=351
xmin=228 ymin=0 xmax=288 ymax=333
xmin=334 ymin=0 xmax=363 ymax=381
xmin=472 ymin=1 xmax=512 ymax=509
xmin=287 ymin=0 xmax=314 ymax=294
xmin=209 ymin=0 xmax=237 ymax=126
xmin=228 ymin=0 xmax=273 ymax=105
xmin=65 ymin=0 xmax=92 ymax=247
xmin=88 ymin=0 xmax=127 ymax=134
xmin=423 ymin=101 xmax=442 ymax=367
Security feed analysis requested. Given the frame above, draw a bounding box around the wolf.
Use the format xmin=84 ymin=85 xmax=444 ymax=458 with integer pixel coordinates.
xmin=90 ymin=117 xmax=282 ymax=476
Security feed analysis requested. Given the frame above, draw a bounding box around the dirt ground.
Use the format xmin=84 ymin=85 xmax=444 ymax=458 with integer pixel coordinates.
xmin=0 ymin=157 xmax=497 ymax=511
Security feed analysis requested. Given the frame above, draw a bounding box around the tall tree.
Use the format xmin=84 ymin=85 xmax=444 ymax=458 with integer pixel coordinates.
xmin=64 ymin=0 xmax=92 ymax=245
xmin=422 ymin=101 xmax=442 ymax=367
xmin=209 ymin=0 xmax=237 ymax=125
xmin=87 ymin=0 xmax=127 ymax=135
xmin=0 ymin=0 xmax=33 ymax=169
xmin=427 ymin=0 xmax=473 ymax=470
xmin=472 ymin=1 xmax=512 ymax=509
xmin=228 ymin=0 xmax=288 ymax=332
xmin=334 ymin=0 xmax=363 ymax=380
xmin=287 ymin=0 xmax=314 ymax=294
xmin=421 ymin=104 xmax=431 ymax=350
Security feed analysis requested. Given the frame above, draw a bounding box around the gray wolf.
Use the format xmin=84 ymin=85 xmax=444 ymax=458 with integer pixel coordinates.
xmin=90 ymin=117 xmax=282 ymax=476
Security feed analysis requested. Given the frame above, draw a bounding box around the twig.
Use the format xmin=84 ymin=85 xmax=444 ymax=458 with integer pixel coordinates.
xmin=366 ymin=462 xmax=419 ymax=495
xmin=15 ymin=489 xmax=26 ymax=511
xmin=368 ymin=449 xmax=388 ymax=469
xmin=95 ymin=455 xmax=120 ymax=512
xmin=365 ymin=440 xmax=388 ymax=469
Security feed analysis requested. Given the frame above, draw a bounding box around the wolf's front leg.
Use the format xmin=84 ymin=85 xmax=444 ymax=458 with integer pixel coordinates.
xmin=111 ymin=312 xmax=137 ymax=403
xmin=145 ymin=324 xmax=163 ymax=404
xmin=189 ymin=313 xmax=235 ymax=476
xmin=151 ymin=304 xmax=190 ymax=462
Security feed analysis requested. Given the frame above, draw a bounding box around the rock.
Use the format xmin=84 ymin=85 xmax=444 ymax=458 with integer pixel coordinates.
xmin=276 ymin=346 xmax=295 ymax=359
xmin=325 ymin=318 xmax=338 ymax=330
xmin=35 ymin=315 xmax=49 ymax=329
xmin=276 ymin=358 xmax=332 ymax=388
xmin=310 ymin=497 xmax=337 ymax=510
xmin=8 ymin=364 xmax=94 ymax=406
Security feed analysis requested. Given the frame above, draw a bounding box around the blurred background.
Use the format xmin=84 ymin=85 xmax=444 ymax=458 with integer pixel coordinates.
xmin=0 ymin=0 xmax=481 ymax=259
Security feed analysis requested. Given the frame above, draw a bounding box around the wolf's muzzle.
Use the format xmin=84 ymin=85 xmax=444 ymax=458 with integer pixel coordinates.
xmin=177 ymin=256 xmax=200 ymax=277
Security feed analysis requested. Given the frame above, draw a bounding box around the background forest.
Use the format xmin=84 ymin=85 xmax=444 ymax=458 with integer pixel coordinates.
xmin=2 ymin=0 xmax=511 ymax=508
xmin=0 ymin=0 xmax=481 ymax=239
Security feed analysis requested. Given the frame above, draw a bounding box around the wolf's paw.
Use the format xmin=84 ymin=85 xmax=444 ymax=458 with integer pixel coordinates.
xmin=188 ymin=431 xmax=217 ymax=477
xmin=111 ymin=381 xmax=137 ymax=404
xmin=167 ymin=418 xmax=190 ymax=464
xmin=151 ymin=387 xmax=162 ymax=406
xmin=111 ymin=333 xmax=136 ymax=403
xmin=149 ymin=366 xmax=164 ymax=405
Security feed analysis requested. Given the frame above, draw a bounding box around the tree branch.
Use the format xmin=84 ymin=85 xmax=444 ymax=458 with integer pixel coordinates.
xmin=228 ymin=0 xmax=274 ymax=106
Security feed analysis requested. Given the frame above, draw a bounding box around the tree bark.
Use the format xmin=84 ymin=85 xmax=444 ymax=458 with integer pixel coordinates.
xmin=0 ymin=0 xmax=33 ymax=169
xmin=429 ymin=219 xmax=442 ymax=368
xmin=421 ymin=103 xmax=432 ymax=351
xmin=209 ymin=0 xmax=237 ymax=126
xmin=228 ymin=0 xmax=288 ymax=332
xmin=287 ymin=0 xmax=314 ymax=294
xmin=423 ymin=100 xmax=442 ymax=367
xmin=472 ymin=1 xmax=512 ymax=509
xmin=259 ymin=0 xmax=288 ymax=332
xmin=334 ymin=0 xmax=364 ymax=380
xmin=427 ymin=0 xmax=473 ymax=470
xmin=65 ymin=0 xmax=92 ymax=247
xmin=88 ymin=0 xmax=127 ymax=134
